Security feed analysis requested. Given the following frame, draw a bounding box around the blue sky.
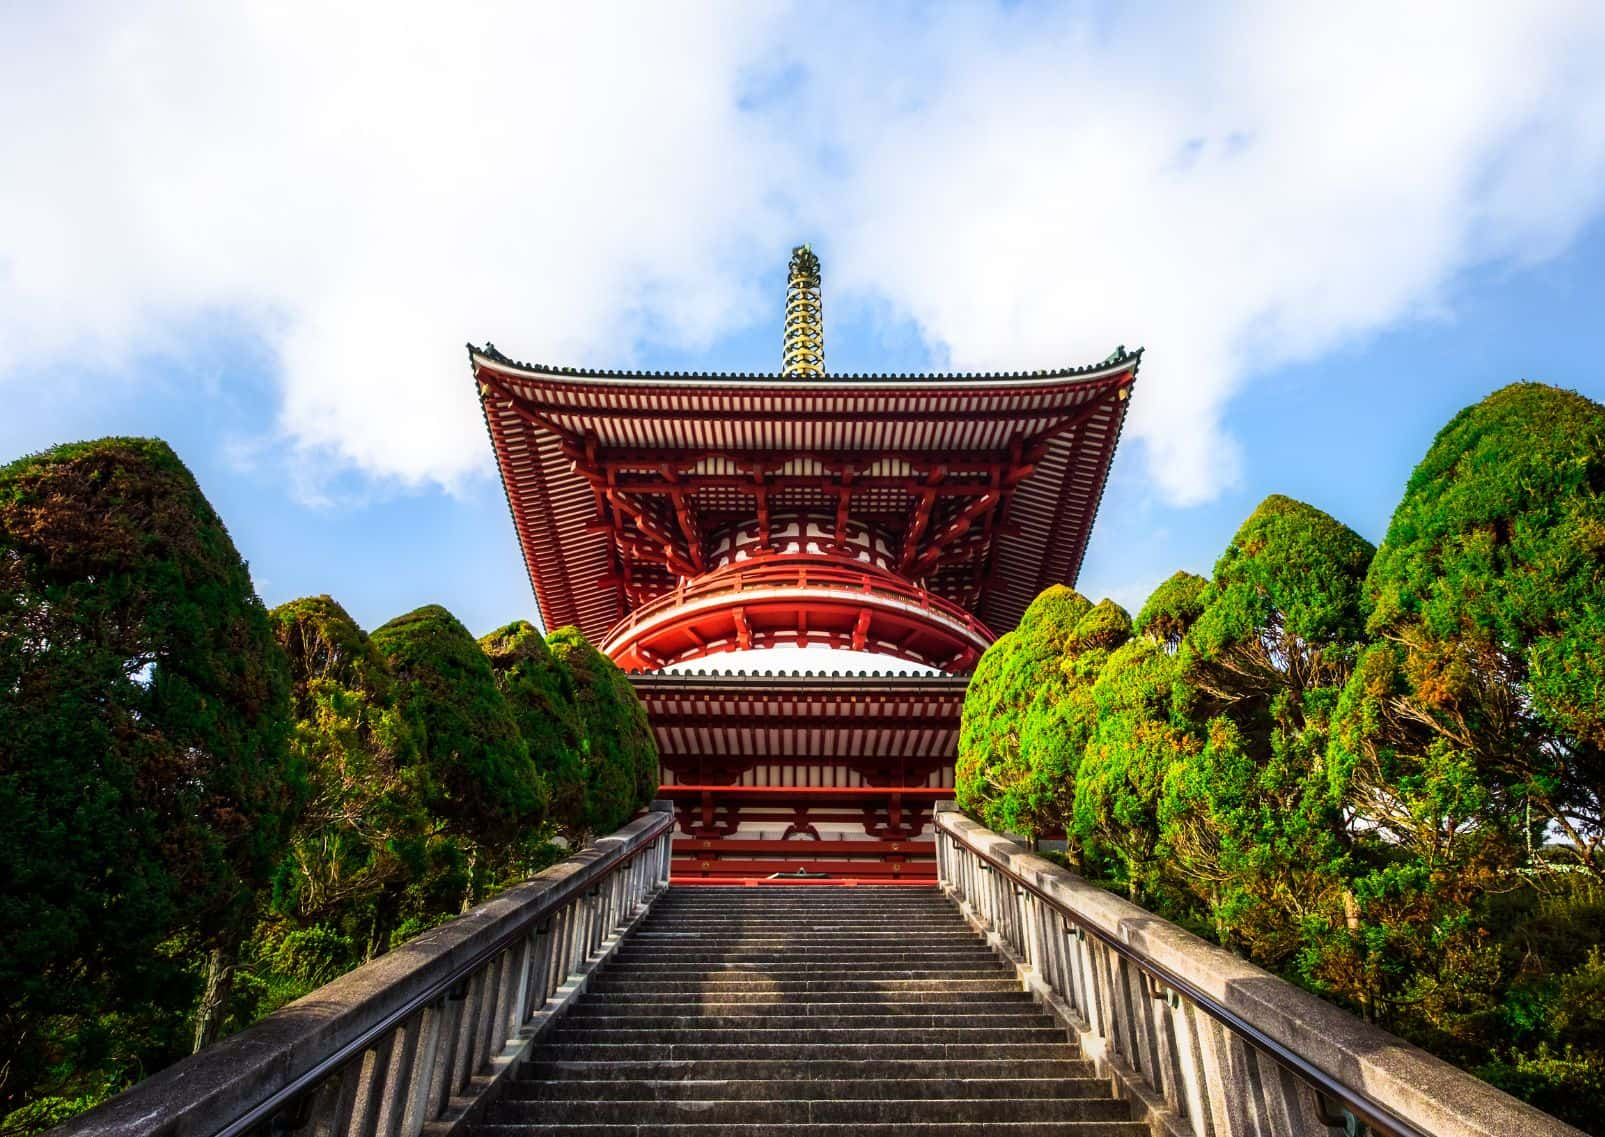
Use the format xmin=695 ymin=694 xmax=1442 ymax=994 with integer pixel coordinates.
xmin=3 ymin=3 xmax=1604 ymax=646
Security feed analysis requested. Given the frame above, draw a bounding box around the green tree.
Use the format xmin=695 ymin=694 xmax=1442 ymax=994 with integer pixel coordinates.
xmin=957 ymin=586 xmax=1093 ymax=843
xmin=480 ymin=621 xmax=589 ymax=840
xmin=1135 ymin=569 xmax=1209 ymax=651
xmin=1161 ymin=495 xmax=1373 ymax=966
xmin=546 ymin=627 xmax=658 ymax=835
xmin=267 ymin=596 xmax=427 ymax=959
xmin=371 ymin=606 xmax=545 ymax=901
xmin=1324 ymin=383 xmax=1605 ymax=1051
xmin=1020 ymin=600 xmax=1133 ymax=847
xmin=956 ymin=629 xmax=1015 ymax=821
xmin=1073 ymin=573 xmax=1207 ymax=902
xmin=0 ymin=438 xmax=295 ymax=1115
xmin=957 ymin=589 xmax=1132 ymax=850
xmin=1335 ymin=383 xmax=1605 ymax=875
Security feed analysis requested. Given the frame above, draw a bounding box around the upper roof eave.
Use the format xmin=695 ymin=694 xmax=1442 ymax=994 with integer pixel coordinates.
xmin=469 ymin=342 xmax=1142 ymax=391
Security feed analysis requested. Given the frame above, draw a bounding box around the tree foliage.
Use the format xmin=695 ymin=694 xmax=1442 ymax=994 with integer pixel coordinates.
xmin=1073 ymin=636 xmax=1196 ymax=902
xmin=0 ymin=440 xmax=666 ymax=1132
xmin=957 ymin=588 xmax=1133 ymax=847
xmin=957 ymin=586 xmax=1092 ymax=840
xmin=370 ymin=605 xmax=546 ymax=849
xmin=1163 ymin=495 xmax=1374 ymax=963
xmin=958 ymin=384 xmax=1605 ymax=1128
xmin=267 ymin=596 xmax=427 ymax=952
xmin=0 ymin=438 xmax=295 ymax=1116
xmin=1072 ymin=572 xmax=1206 ymax=901
xmin=546 ymin=627 xmax=658 ymax=836
xmin=480 ymin=621 xmax=588 ymax=840
xmin=1133 ymin=569 xmax=1208 ymax=650
xmin=1337 ymin=382 xmax=1605 ymax=874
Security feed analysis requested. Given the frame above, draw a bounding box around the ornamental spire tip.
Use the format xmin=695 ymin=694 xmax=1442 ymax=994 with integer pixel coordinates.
xmin=783 ymin=244 xmax=824 ymax=378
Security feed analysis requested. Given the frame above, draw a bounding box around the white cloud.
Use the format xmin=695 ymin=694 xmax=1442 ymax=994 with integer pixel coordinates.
xmin=0 ymin=2 xmax=794 ymax=489
xmin=2 ymin=2 xmax=1604 ymax=504
xmin=795 ymin=2 xmax=1605 ymax=501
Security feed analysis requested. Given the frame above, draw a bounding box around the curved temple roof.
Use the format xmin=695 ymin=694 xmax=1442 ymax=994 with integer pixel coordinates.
xmin=472 ymin=342 xmax=1138 ymax=663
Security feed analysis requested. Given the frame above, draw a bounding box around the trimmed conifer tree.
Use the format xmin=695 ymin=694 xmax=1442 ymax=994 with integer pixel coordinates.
xmin=0 ymin=438 xmax=296 ymax=1107
xmin=957 ymin=586 xmax=1093 ymax=842
xmin=1018 ymin=600 xmax=1133 ymax=851
xmin=957 ymin=587 xmax=1132 ymax=849
xmin=1323 ymin=384 xmax=1605 ymax=1058
xmin=1335 ymin=382 xmax=1605 ymax=876
xmin=1161 ymin=495 xmax=1374 ymax=963
xmin=371 ymin=606 xmax=546 ymax=865
xmin=268 ymin=596 xmax=427 ymax=957
xmin=1073 ymin=573 xmax=1207 ymax=902
xmin=546 ymin=627 xmax=658 ymax=836
xmin=480 ymin=621 xmax=589 ymax=840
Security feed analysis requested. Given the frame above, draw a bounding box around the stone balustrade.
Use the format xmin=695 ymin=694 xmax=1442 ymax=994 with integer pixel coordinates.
xmin=52 ymin=804 xmax=675 ymax=1137
xmin=934 ymin=804 xmax=1585 ymax=1137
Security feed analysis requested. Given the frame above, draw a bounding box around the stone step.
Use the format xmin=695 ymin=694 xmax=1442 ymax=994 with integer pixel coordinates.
xmin=651 ymin=888 xmax=945 ymax=895
xmin=651 ymin=889 xmax=945 ymax=896
xmin=476 ymin=1124 xmax=1147 ymax=1136
xmin=507 ymin=1077 xmax=1112 ymax=1102
xmin=597 ymin=965 xmax=1007 ymax=979
xmin=608 ymin=949 xmax=1001 ymax=962
xmin=628 ymin=922 xmax=973 ymax=930
xmin=645 ymin=906 xmax=952 ymax=910
xmin=631 ymin=928 xmax=978 ymax=938
xmin=607 ymin=956 xmax=999 ymax=969
xmin=566 ymin=998 xmax=1035 ymax=1017
xmin=584 ymin=978 xmax=1022 ymax=995
xmin=487 ymin=1097 xmax=1131 ymax=1124
xmin=551 ymin=1026 xmax=1068 ymax=1046
xmin=559 ymin=1012 xmax=1049 ymax=1030
xmin=520 ymin=1058 xmax=1099 ymax=1082
xmin=647 ymin=901 xmax=951 ymax=910
xmin=580 ymin=989 xmax=1029 ymax=1006
xmin=642 ymin=912 xmax=957 ymax=918
xmin=640 ymin=911 xmax=958 ymax=918
xmin=539 ymin=1042 xmax=1079 ymax=1062
xmin=613 ymin=947 xmax=997 ymax=960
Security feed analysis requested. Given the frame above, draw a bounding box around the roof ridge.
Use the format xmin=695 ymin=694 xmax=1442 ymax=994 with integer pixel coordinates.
xmin=469 ymin=341 xmax=1142 ymax=383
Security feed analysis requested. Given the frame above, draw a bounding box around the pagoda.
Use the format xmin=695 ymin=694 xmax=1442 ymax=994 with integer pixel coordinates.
xmin=472 ymin=246 xmax=1138 ymax=881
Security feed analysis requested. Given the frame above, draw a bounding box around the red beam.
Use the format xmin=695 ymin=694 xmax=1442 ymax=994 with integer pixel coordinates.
xmin=661 ymin=785 xmax=953 ymax=799
xmin=672 ymin=859 xmax=935 ymax=878
xmin=670 ymin=878 xmax=937 ymax=887
xmin=646 ymin=710 xmax=958 ymax=731
xmin=560 ymin=442 xmax=1041 ymax=476
xmin=909 ymin=490 xmax=1001 ymax=577
xmin=604 ymin=489 xmax=697 ymax=577
xmin=493 ymin=382 xmax=1131 ymax=426
xmin=570 ymin=466 xmax=1013 ymax=497
xmin=675 ymin=839 xmax=935 ymax=856
xmin=662 ymin=465 xmax=707 ymax=574
xmin=898 ymin=487 xmax=940 ymax=573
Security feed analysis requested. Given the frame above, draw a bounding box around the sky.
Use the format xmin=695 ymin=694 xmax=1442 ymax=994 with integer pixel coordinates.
xmin=3 ymin=1 xmax=1605 ymax=660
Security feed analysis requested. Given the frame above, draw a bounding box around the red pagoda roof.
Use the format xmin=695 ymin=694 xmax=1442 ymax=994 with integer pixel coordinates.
xmin=472 ymin=344 xmax=1138 ymax=657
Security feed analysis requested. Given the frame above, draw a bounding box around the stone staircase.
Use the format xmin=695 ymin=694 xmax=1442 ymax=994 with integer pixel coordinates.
xmin=475 ymin=885 xmax=1144 ymax=1135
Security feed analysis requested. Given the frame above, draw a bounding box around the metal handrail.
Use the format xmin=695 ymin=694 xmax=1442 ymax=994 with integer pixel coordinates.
xmin=56 ymin=807 xmax=676 ymax=1137
xmin=935 ymin=808 xmax=1584 ymax=1137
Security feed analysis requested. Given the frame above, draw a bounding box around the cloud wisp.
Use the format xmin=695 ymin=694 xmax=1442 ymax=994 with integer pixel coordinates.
xmin=3 ymin=2 xmax=1603 ymax=504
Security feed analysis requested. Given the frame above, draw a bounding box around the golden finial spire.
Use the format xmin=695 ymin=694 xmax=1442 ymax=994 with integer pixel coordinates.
xmin=783 ymin=244 xmax=824 ymax=377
